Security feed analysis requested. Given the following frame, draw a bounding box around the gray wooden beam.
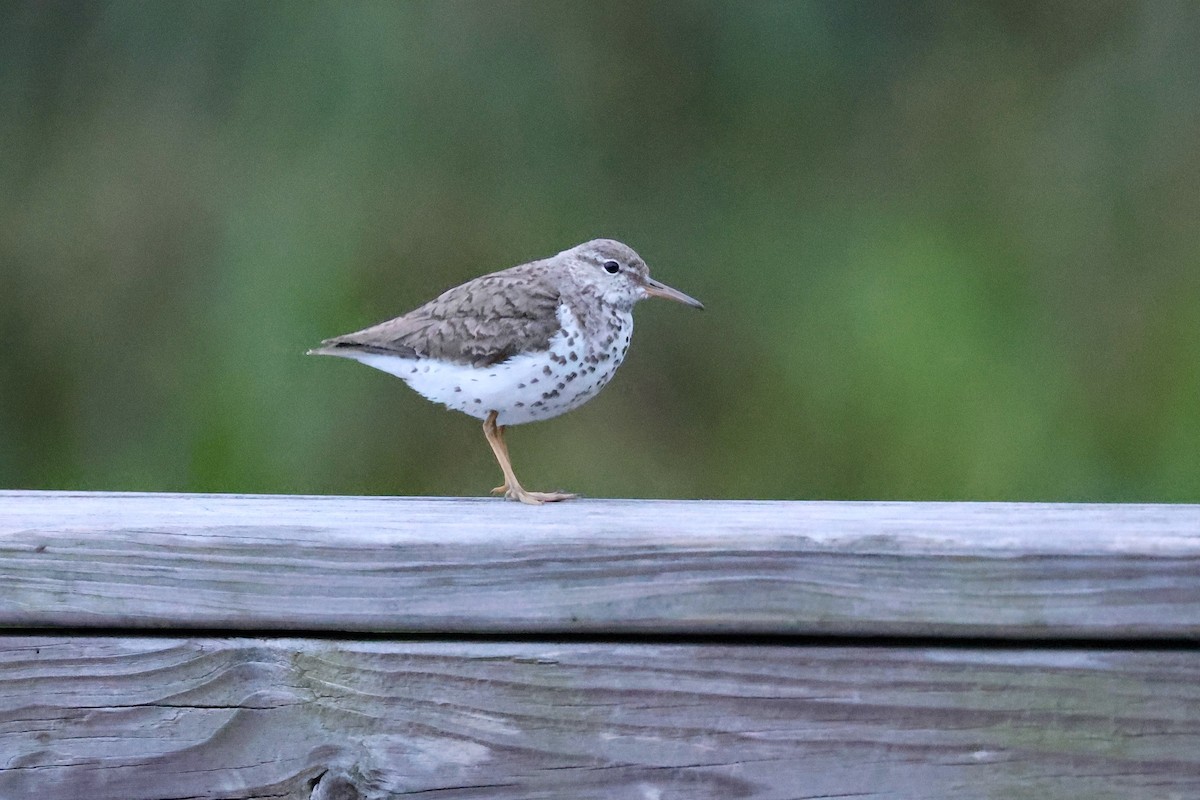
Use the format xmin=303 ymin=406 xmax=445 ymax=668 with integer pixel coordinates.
xmin=1 ymin=637 xmax=1197 ymax=800
xmin=2 ymin=491 xmax=1198 ymax=637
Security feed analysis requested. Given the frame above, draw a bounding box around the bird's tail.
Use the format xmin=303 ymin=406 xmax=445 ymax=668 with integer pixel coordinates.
xmin=306 ymin=339 xmax=355 ymax=357
xmin=306 ymin=338 xmax=413 ymax=358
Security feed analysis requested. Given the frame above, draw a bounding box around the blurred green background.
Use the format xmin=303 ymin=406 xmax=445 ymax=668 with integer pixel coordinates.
xmin=2 ymin=1 xmax=1198 ymax=502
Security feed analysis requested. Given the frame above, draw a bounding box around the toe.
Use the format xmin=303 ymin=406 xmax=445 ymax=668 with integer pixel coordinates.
xmin=528 ymin=491 xmax=577 ymax=503
xmin=500 ymin=487 xmax=575 ymax=505
xmin=510 ymin=490 xmax=545 ymax=506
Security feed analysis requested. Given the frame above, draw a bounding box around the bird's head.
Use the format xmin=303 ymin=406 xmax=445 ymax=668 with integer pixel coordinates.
xmin=563 ymin=239 xmax=704 ymax=313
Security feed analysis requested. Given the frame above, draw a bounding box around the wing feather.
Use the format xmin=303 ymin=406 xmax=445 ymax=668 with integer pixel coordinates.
xmin=312 ymin=262 xmax=563 ymax=368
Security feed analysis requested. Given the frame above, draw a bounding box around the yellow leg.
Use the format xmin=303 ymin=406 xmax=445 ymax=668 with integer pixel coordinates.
xmin=482 ymin=411 xmax=576 ymax=505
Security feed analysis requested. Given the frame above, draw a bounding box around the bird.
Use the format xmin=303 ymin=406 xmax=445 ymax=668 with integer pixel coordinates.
xmin=308 ymin=238 xmax=703 ymax=505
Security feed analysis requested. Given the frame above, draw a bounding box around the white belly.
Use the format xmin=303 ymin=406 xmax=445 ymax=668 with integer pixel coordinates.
xmin=351 ymin=304 xmax=633 ymax=425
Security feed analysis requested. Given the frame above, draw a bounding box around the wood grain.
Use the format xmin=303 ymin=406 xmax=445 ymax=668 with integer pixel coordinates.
xmin=2 ymin=491 xmax=1199 ymax=637
xmin=0 ymin=636 xmax=1196 ymax=800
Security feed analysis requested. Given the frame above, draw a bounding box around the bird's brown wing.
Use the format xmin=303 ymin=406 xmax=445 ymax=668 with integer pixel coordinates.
xmin=312 ymin=263 xmax=564 ymax=367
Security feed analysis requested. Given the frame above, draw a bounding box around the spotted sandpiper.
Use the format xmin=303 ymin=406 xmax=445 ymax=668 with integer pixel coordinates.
xmin=309 ymin=239 xmax=703 ymax=505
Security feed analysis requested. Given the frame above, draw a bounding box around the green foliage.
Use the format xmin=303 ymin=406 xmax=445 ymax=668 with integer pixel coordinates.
xmin=2 ymin=1 xmax=1198 ymax=500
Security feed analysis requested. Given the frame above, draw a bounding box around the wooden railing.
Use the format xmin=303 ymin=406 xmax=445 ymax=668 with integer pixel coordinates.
xmin=2 ymin=491 xmax=1198 ymax=798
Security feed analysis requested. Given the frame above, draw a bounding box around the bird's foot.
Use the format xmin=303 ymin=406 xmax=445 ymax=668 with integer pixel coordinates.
xmin=497 ymin=486 xmax=577 ymax=505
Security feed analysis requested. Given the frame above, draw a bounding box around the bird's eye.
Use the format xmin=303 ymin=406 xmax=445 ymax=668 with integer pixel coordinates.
xmin=603 ymin=260 xmax=621 ymax=274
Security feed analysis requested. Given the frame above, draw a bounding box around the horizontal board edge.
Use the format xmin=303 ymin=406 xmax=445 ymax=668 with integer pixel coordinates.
xmin=2 ymin=491 xmax=1198 ymax=637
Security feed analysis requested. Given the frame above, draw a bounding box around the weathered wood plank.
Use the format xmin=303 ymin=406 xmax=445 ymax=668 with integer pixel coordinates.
xmin=0 ymin=636 xmax=1196 ymax=799
xmin=2 ymin=491 xmax=1199 ymax=637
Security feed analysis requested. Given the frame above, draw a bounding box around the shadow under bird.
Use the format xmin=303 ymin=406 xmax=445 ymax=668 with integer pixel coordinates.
xmin=309 ymin=239 xmax=704 ymax=504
